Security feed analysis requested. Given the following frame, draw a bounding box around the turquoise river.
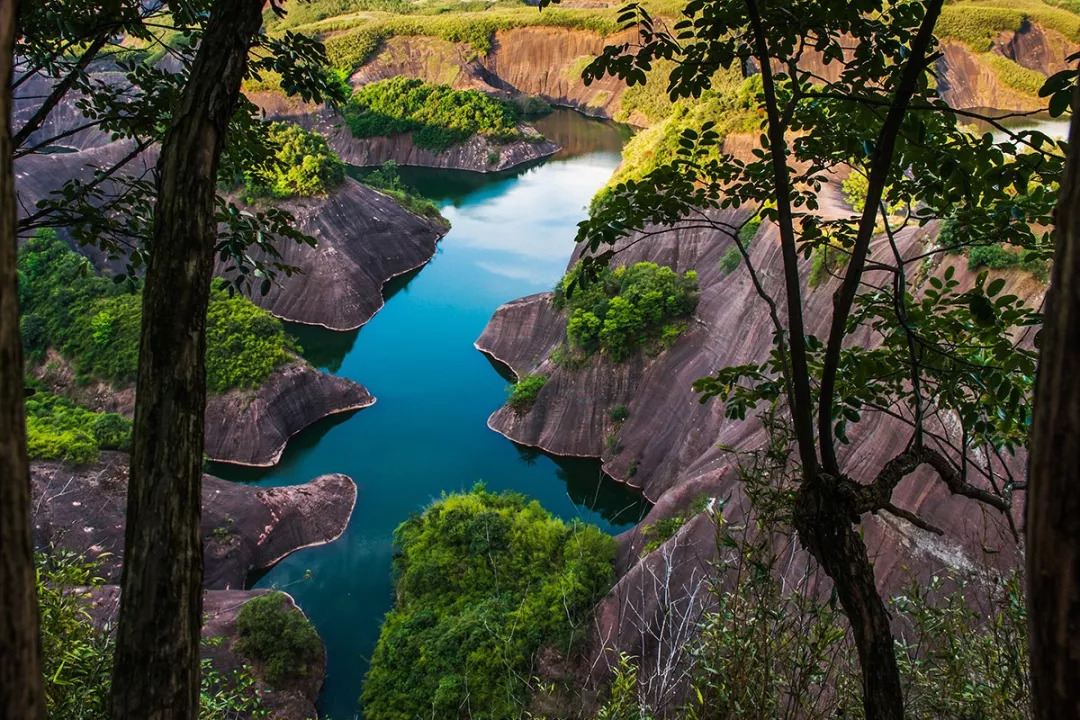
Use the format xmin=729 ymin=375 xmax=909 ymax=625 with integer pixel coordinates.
xmin=212 ymin=110 xmax=650 ymax=719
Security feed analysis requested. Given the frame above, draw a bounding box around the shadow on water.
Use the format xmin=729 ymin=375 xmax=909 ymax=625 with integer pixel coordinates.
xmin=206 ymin=410 xmax=360 ymax=483
xmin=511 ymin=442 xmax=651 ymax=528
xmin=287 ymin=324 xmax=359 ymax=374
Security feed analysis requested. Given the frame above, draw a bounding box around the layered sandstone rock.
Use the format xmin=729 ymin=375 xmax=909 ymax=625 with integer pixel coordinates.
xmin=30 ymin=451 xmax=357 ymax=589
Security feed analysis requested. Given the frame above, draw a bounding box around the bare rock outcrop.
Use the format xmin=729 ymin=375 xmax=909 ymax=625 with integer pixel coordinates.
xmin=476 ymin=181 xmax=1037 ymax=690
xmin=217 ymin=177 xmax=446 ymax=330
xmin=30 ymin=451 xmax=357 ymax=589
xmin=250 ymin=91 xmax=559 ymax=172
xmin=203 ymin=362 xmax=374 ymax=467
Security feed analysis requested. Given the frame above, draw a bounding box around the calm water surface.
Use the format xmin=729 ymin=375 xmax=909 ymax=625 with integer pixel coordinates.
xmin=212 ymin=110 xmax=646 ymax=719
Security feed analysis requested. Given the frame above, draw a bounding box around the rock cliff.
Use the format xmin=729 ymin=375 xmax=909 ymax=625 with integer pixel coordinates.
xmin=30 ymin=451 xmax=357 ymax=589
xmin=476 ymin=180 xmax=1038 ymax=689
xmin=250 ymin=91 xmax=560 ymax=172
xmin=217 ymin=177 xmax=446 ymax=331
xmin=33 ymin=353 xmax=374 ymax=467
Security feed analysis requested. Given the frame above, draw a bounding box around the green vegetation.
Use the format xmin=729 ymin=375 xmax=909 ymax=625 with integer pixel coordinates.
xmin=554 ymin=261 xmax=699 ymax=361
xmin=639 ymin=494 xmax=711 ymax=555
xmin=362 ymin=485 xmax=617 ymax=720
xmin=350 ymin=161 xmax=448 ymax=226
xmin=18 ymin=230 xmax=296 ymax=393
xmin=25 ymin=386 xmax=131 ymax=464
xmin=968 ymin=243 xmax=1050 ymax=280
xmin=506 ymin=373 xmax=547 ymax=412
xmin=597 ymin=72 xmax=760 ymax=208
xmin=983 ymin=53 xmax=1049 ymax=96
xmin=37 ymin=551 xmax=270 ymax=719
xmin=235 ymin=592 xmax=323 ymax=686
xmin=936 ymin=0 xmax=1080 ymax=50
xmin=238 ymin=123 xmax=345 ymax=201
xmin=320 ymin=9 xmax=621 ymax=73
xmin=344 ymin=77 xmax=523 ymax=152
xmin=720 ymin=215 xmax=763 ymax=275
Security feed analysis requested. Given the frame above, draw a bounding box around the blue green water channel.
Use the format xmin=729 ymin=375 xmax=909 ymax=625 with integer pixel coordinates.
xmin=211 ymin=110 xmax=649 ymax=719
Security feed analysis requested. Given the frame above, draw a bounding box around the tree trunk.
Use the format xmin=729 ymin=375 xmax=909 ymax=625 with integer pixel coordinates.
xmin=1028 ymin=81 xmax=1080 ymax=720
xmin=109 ymin=1 xmax=264 ymax=718
xmin=0 ymin=0 xmax=47 ymax=716
xmin=794 ymin=478 xmax=904 ymax=720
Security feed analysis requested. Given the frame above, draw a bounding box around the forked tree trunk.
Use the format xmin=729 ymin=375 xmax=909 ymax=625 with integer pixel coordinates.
xmin=108 ymin=1 xmax=264 ymax=718
xmin=0 ymin=0 xmax=47 ymax=717
xmin=1028 ymin=82 xmax=1080 ymax=720
xmin=793 ymin=478 xmax=904 ymax=720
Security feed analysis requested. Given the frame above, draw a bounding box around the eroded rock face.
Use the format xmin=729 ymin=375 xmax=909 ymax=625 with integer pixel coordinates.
xmin=476 ymin=181 xmax=1036 ymax=691
xmin=84 ymin=586 xmax=324 ymax=720
xmin=352 ymin=28 xmax=641 ymax=123
xmin=30 ymin=451 xmax=357 ymax=589
xmin=250 ymin=92 xmax=559 ymax=173
xmin=216 ymin=177 xmax=445 ymax=331
xmin=32 ymin=354 xmax=374 ymax=467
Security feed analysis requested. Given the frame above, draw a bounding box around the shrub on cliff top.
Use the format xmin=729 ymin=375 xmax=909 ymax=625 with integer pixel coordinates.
xmin=18 ymin=230 xmax=296 ymax=393
xmin=343 ymin=77 xmax=523 ymax=152
xmin=554 ymin=261 xmax=699 ymax=361
xmin=361 ymin=485 xmax=617 ymax=720
xmin=239 ymin=123 xmax=346 ymax=201
xmin=25 ymin=386 xmax=132 ymax=464
xmin=236 ymin=592 xmax=323 ymax=686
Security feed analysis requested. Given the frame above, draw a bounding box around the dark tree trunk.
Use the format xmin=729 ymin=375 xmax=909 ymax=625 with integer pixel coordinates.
xmin=109 ymin=1 xmax=264 ymax=718
xmin=794 ymin=479 xmax=904 ymax=720
xmin=1028 ymin=82 xmax=1080 ymax=720
xmin=0 ymin=0 xmax=47 ymax=717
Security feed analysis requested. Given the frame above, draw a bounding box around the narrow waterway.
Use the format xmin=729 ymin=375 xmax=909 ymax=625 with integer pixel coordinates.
xmin=211 ymin=110 xmax=648 ymax=720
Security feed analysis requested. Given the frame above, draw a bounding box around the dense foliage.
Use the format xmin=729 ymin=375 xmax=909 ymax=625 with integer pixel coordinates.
xmin=238 ymin=123 xmax=345 ymax=201
xmin=554 ymin=261 xmax=699 ymax=360
xmin=235 ymin=593 xmax=323 ymax=686
xmin=18 ymin=231 xmax=296 ymax=393
xmin=343 ymin=77 xmax=524 ymax=151
xmin=37 ymin=551 xmax=270 ymax=719
xmin=25 ymin=386 xmax=131 ymax=464
xmin=362 ymin=486 xmax=617 ymax=720
xmin=351 ymin=161 xmax=448 ymax=226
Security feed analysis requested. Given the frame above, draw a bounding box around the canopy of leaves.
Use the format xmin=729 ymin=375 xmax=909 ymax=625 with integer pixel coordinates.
xmin=343 ymin=77 xmax=525 ymax=151
xmin=554 ymin=261 xmax=699 ymax=361
xmin=237 ymin=123 xmax=346 ymax=201
xmin=506 ymin=373 xmax=547 ymax=412
xmin=18 ymin=231 xmax=296 ymax=393
xmin=235 ymin=592 xmax=323 ymax=686
xmin=362 ymin=486 xmax=617 ymax=720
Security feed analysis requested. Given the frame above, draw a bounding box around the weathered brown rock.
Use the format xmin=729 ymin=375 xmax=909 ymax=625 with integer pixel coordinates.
xmin=477 ymin=180 xmax=1036 ymax=690
xmin=217 ymin=177 xmax=445 ymax=330
xmin=250 ymin=92 xmax=559 ymax=172
xmin=84 ymin=586 xmax=324 ymax=720
xmin=203 ymin=362 xmax=374 ymax=467
xmin=993 ymin=19 xmax=1077 ymax=76
xmin=352 ymin=28 xmax=641 ymax=123
xmin=30 ymin=451 xmax=357 ymax=590
xmin=32 ymin=353 xmax=374 ymax=467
